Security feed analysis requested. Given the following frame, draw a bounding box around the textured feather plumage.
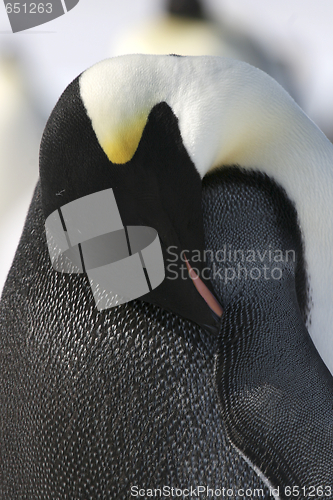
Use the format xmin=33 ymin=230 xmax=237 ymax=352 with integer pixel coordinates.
xmin=1 ymin=54 xmax=333 ymax=498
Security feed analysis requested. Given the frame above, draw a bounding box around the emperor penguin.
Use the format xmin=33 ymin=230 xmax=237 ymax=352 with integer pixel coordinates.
xmin=1 ymin=54 xmax=333 ymax=499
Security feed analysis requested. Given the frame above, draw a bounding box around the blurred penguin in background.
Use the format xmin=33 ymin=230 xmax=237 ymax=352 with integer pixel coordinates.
xmin=0 ymin=50 xmax=43 ymax=295
xmin=114 ymin=0 xmax=298 ymax=102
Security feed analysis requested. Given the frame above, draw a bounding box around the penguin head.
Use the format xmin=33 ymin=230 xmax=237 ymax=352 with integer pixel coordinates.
xmin=40 ymin=55 xmax=223 ymax=333
xmin=40 ymin=53 xmax=333 ymax=349
xmin=167 ymin=0 xmax=204 ymax=20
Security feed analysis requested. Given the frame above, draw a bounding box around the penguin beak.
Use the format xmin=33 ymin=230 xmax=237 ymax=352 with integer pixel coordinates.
xmin=139 ymin=241 xmax=222 ymax=335
xmin=185 ymin=257 xmax=223 ymax=319
xmin=132 ymin=205 xmax=223 ymax=335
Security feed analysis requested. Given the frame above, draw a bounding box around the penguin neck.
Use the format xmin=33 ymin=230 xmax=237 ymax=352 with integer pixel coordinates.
xmin=203 ymin=97 xmax=333 ymax=373
xmin=203 ymin=75 xmax=333 ymax=200
xmin=212 ymin=104 xmax=333 ymax=246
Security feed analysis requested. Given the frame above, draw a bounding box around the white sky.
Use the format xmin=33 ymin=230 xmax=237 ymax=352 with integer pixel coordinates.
xmin=0 ymin=0 xmax=332 ymax=121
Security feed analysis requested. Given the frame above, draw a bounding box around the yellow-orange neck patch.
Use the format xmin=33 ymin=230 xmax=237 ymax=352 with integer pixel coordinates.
xmin=100 ymin=114 xmax=148 ymax=164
